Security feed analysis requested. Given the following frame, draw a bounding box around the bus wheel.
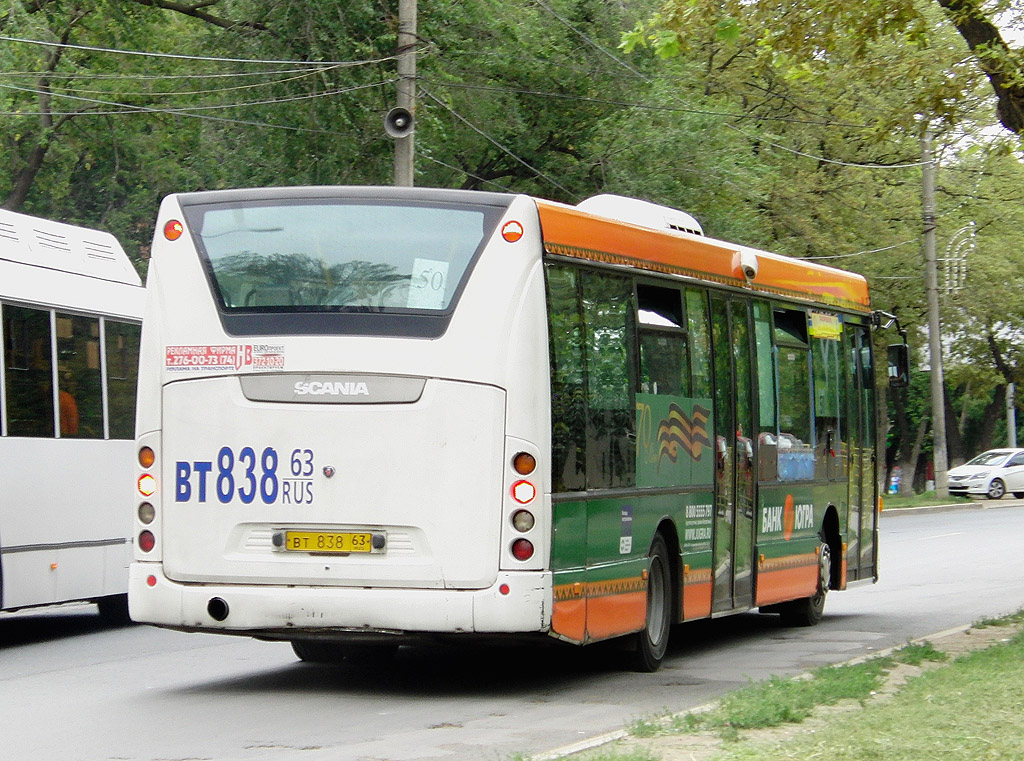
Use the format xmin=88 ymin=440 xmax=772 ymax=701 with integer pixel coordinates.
xmin=780 ymin=540 xmax=831 ymax=627
xmin=97 ymin=594 xmax=132 ymax=624
xmin=632 ymin=534 xmax=672 ymax=672
xmin=291 ymin=639 xmax=398 ymax=666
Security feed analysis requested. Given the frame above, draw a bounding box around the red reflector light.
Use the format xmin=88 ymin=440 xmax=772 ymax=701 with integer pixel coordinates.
xmin=137 ymin=474 xmax=156 ymax=498
xmin=138 ymin=530 xmax=156 ymax=553
xmin=511 ymin=480 xmax=536 ymax=504
xmin=500 ymin=584 xmax=510 ymax=595
xmin=146 ymin=575 xmax=157 ymax=587
xmin=163 ymin=220 xmax=184 ymax=241
xmin=511 ymin=539 xmax=534 ymax=561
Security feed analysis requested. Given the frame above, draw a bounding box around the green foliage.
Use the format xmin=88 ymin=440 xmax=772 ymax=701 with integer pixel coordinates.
xmin=1 ymin=0 xmax=1022 ymax=451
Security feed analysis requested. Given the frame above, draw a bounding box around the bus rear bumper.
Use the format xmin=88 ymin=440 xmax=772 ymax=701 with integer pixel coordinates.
xmin=128 ymin=563 xmax=552 ymax=636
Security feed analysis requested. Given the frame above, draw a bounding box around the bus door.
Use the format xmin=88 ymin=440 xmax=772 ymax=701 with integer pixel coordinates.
xmin=845 ymin=324 xmax=878 ymax=582
xmin=710 ymin=296 xmax=755 ymax=612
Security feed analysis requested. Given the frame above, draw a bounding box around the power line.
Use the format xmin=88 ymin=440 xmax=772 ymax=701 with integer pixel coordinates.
xmin=725 ymin=124 xmax=927 ymax=169
xmin=0 ymin=66 xmax=337 ymax=81
xmin=0 ymin=80 xmax=394 ymax=134
xmin=803 ymin=239 xmax=917 ymax=261
xmin=421 ymin=89 xmax=575 ymax=197
xmin=0 ymin=79 xmax=393 ymax=114
xmin=11 ymin=69 xmax=336 ymax=100
xmin=419 ymin=154 xmax=517 ymax=192
xmin=420 ymin=77 xmax=872 ymax=128
xmin=0 ymin=34 xmax=399 ymax=67
xmin=529 ymin=0 xmax=650 ymax=82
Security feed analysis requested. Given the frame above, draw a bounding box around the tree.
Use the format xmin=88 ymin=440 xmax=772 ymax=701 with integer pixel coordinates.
xmin=626 ymin=0 xmax=1024 ymax=137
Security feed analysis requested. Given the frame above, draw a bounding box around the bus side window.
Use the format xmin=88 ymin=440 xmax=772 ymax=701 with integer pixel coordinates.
xmin=105 ymin=320 xmax=141 ymax=440
xmin=546 ymin=265 xmax=586 ymax=493
xmin=774 ymin=308 xmax=813 ymax=481
xmin=686 ymin=289 xmax=711 ymax=400
xmin=56 ymin=314 xmax=103 ymax=439
xmin=637 ymin=283 xmax=687 ymax=396
xmin=752 ymin=301 xmax=777 ymax=481
xmin=581 ymin=270 xmax=636 ymax=490
xmin=812 ymin=330 xmax=844 ymax=480
xmin=3 ymin=305 xmax=55 ymax=437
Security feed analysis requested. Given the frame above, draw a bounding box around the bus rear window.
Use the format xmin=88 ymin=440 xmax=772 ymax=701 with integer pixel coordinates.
xmin=181 ymin=197 xmax=506 ymax=337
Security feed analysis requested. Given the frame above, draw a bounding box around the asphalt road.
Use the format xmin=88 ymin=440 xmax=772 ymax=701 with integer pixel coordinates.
xmin=2 ymin=500 xmax=1023 ymax=761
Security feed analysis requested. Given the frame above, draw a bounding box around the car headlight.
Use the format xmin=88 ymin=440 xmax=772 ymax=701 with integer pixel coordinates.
xmin=968 ymin=471 xmax=989 ymax=481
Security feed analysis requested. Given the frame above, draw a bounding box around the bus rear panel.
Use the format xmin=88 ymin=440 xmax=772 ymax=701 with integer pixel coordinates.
xmin=130 ymin=187 xmax=554 ymax=638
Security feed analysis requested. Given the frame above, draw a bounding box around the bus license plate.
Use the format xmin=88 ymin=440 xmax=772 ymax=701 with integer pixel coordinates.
xmin=283 ymin=531 xmax=374 ymax=554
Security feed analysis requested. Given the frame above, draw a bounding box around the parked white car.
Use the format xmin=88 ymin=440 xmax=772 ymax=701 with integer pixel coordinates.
xmin=947 ymin=449 xmax=1024 ymax=499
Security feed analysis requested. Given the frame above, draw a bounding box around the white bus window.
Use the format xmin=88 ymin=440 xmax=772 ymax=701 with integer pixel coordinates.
xmin=56 ymin=314 xmax=103 ymax=438
xmin=105 ymin=320 xmax=141 ymax=440
xmin=3 ymin=305 xmax=55 ymax=437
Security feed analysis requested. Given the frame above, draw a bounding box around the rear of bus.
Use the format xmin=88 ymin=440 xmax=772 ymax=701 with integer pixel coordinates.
xmin=129 ymin=187 xmax=553 ymax=648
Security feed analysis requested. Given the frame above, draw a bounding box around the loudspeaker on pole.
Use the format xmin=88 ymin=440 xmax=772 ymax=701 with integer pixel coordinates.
xmin=384 ymin=107 xmax=414 ymax=139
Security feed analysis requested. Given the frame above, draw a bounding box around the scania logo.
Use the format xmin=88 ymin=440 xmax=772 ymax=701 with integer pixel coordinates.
xmin=293 ymin=381 xmax=370 ymax=397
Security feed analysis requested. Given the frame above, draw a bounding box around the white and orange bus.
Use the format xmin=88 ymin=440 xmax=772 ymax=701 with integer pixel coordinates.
xmin=1 ymin=209 xmax=143 ymax=618
xmin=129 ymin=187 xmax=896 ymax=670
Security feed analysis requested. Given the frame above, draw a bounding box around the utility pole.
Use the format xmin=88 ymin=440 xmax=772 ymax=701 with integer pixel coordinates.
xmin=394 ymin=0 xmax=416 ymax=186
xmin=1009 ymin=383 xmax=1018 ymax=448
xmin=922 ymin=129 xmax=949 ymax=497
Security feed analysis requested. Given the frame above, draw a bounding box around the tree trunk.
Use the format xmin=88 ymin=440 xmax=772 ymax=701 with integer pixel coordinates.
xmin=3 ymin=142 xmax=50 ymax=211
xmin=899 ymin=413 xmax=929 ymax=496
xmin=935 ymin=0 xmax=1024 ymax=135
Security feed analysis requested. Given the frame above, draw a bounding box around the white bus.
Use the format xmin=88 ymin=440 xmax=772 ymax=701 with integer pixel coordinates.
xmin=1 ymin=209 xmax=144 ymax=619
xmin=130 ymin=186 xmax=891 ymax=670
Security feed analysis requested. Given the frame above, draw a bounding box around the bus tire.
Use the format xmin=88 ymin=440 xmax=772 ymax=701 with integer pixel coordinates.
xmin=779 ymin=539 xmax=830 ymax=627
xmin=97 ymin=594 xmax=132 ymax=624
xmin=632 ymin=534 xmax=672 ymax=672
xmin=291 ymin=639 xmax=397 ymax=666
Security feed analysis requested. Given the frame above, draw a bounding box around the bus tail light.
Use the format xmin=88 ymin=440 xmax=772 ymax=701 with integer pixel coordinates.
xmin=511 ymin=480 xmax=536 ymax=504
xmin=513 ymin=451 xmax=536 ymax=475
xmin=137 ymin=474 xmax=156 ymax=498
xmin=511 ymin=539 xmax=534 ymax=561
xmin=138 ymin=530 xmax=156 ymax=553
xmin=138 ymin=446 xmax=155 ymax=468
xmin=512 ymin=509 xmax=535 ymax=532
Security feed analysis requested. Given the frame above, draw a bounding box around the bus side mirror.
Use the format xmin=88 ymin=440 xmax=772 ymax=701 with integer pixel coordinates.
xmin=887 ymin=343 xmax=909 ymax=388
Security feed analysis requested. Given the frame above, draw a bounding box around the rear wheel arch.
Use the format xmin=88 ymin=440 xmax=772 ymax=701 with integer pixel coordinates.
xmin=822 ymin=505 xmax=842 ymax=590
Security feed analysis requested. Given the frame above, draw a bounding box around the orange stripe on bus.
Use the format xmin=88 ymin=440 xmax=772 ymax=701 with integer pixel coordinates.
xmin=552 ymin=577 xmax=648 ymax=643
xmin=536 ymin=201 xmax=870 ymax=312
xmin=585 ymin=591 xmax=647 ymax=640
xmin=682 ymin=580 xmax=712 ymax=621
xmin=552 ymin=598 xmax=586 ymax=643
xmin=755 ymin=565 xmax=818 ymax=607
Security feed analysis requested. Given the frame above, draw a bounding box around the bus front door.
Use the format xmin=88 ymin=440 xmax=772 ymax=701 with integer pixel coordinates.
xmin=846 ymin=324 xmax=878 ymax=583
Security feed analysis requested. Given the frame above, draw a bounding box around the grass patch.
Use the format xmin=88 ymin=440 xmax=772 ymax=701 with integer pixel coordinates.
xmin=708 ymin=626 xmax=1024 ymax=761
xmin=974 ymin=608 xmax=1024 ymax=628
xmin=882 ymin=491 xmax=973 ymax=510
xmin=890 ymin=640 xmax=948 ymax=666
xmin=686 ymin=660 xmax=889 ymax=735
xmin=624 ymin=640 xmax=950 ymax=744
